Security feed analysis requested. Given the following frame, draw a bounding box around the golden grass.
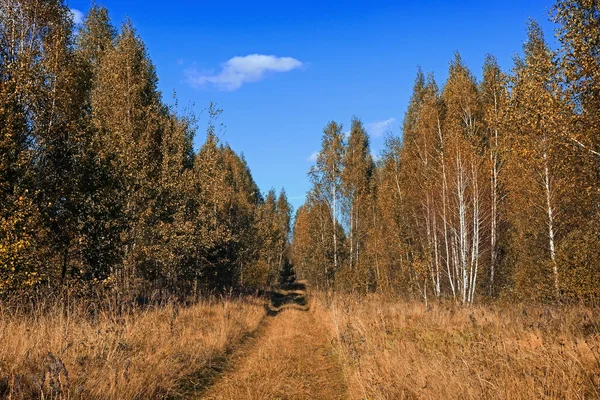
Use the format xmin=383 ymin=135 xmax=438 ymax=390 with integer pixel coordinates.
xmin=0 ymin=296 xmax=264 ymax=399
xmin=318 ymin=293 xmax=600 ymax=400
xmin=202 ymin=302 xmax=347 ymax=400
xmin=5 ymin=291 xmax=597 ymax=400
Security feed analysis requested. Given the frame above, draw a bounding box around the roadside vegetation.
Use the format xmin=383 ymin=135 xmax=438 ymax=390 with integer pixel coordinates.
xmin=319 ymin=293 xmax=600 ymax=399
xmin=0 ymin=296 xmax=264 ymax=399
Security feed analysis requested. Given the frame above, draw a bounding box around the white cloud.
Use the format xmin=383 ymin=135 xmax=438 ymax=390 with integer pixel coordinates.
xmin=366 ymin=118 xmax=396 ymax=138
xmin=70 ymin=8 xmax=84 ymax=24
xmin=307 ymin=151 xmax=319 ymax=163
xmin=185 ymin=54 xmax=303 ymax=91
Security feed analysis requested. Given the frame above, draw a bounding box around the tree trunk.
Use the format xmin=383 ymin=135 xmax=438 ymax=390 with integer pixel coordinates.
xmin=457 ymin=154 xmax=468 ymax=304
xmin=543 ymin=151 xmax=559 ymax=297
xmin=332 ymin=184 xmax=338 ymax=279
xmin=438 ymin=117 xmax=455 ymax=300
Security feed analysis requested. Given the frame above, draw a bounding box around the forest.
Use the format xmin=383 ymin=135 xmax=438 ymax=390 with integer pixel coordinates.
xmin=2 ymin=0 xmax=600 ymax=399
xmin=0 ymin=0 xmax=292 ymax=303
xmin=3 ymin=0 xmax=599 ymax=306
xmin=292 ymin=7 xmax=600 ymax=304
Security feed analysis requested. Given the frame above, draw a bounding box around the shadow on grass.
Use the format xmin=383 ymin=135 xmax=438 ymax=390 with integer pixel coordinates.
xmin=266 ymin=280 xmax=309 ymax=316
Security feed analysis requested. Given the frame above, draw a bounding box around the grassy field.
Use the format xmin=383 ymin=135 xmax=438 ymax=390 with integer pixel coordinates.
xmin=0 ymin=296 xmax=264 ymax=399
xmin=318 ymin=294 xmax=600 ymax=400
xmin=2 ymin=292 xmax=600 ymax=399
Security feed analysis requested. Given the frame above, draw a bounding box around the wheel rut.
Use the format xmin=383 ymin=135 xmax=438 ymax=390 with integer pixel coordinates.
xmin=197 ymin=282 xmax=347 ymax=400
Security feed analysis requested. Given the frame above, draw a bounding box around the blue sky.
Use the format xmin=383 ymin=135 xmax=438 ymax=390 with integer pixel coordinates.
xmin=68 ymin=0 xmax=557 ymax=211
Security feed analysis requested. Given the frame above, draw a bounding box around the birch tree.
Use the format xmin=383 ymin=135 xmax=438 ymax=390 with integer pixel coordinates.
xmin=552 ymin=0 xmax=600 ymax=301
xmin=480 ymin=55 xmax=509 ymax=296
xmin=341 ymin=117 xmax=374 ymax=290
xmin=506 ymin=21 xmax=570 ymax=299
xmin=442 ymin=53 xmax=486 ymax=304
xmin=309 ymin=121 xmax=345 ymax=287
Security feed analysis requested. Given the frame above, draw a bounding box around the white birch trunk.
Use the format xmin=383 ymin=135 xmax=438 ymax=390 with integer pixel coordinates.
xmin=432 ymin=207 xmax=441 ymax=297
xmin=469 ymin=163 xmax=480 ymax=304
xmin=456 ymin=154 xmax=468 ymax=304
xmin=332 ymin=184 xmax=338 ymax=278
xmin=490 ymin=143 xmax=498 ymax=296
xmin=349 ymin=202 xmax=354 ymax=270
xmin=543 ymin=151 xmax=559 ymax=297
xmin=489 ymin=90 xmax=500 ymax=296
xmin=437 ymin=116 xmax=456 ymax=300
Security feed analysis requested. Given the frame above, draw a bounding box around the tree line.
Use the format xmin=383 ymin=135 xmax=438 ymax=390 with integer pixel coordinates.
xmin=292 ymin=1 xmax=600 ymax=303
xmin=0 ymin=0 xmax=292 ymax=300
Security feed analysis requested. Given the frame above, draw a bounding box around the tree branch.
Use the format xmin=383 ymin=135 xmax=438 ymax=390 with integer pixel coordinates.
xmin=570 ymin=137 xmax=600 ymax=158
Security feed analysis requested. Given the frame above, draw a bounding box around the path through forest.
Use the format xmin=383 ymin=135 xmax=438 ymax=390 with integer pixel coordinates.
xmin=198 ymin=285 xmax=347 ymax=400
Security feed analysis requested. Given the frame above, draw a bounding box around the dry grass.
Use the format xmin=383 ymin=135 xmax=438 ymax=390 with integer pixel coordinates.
xmin=0 ymin=296 xmax=264 ymax=399
xmin=318 ymin=293 xmax=600 ymax=399
xmin=202 ymin=301 xmax=347 ymax=400
xmin=5 ymin=291 xmax=597 ymax=400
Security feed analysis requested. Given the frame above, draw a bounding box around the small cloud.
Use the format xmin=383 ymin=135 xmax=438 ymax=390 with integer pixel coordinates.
xmin=177 ymin=58 xmax=184 ymax=65
xmin=307 ymin=151 xmax=319 ymax=163
xmin=70 ymin=8 xmax=84 ymax=24
xmin=185 ymin=54 xmax=303 ymax=91
xmin=366 ymin=118 xmax=396 ymax=138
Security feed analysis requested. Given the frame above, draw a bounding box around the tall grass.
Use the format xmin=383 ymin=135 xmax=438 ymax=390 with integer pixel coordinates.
xmin=319 ymin=293 xmax=600 ymax=399
xmin=0 ymin=296 xmax=264 ymax=399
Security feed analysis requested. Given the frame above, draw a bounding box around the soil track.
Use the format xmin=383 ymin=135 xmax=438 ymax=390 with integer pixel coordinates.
xmin=197 ymin=282 xmax=347 ymax=399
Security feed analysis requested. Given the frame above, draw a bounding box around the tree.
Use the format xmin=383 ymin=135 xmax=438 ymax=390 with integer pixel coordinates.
xmin=0 ymin=0 xmax=279 ymax=300
xmin=375 ymin=135 xmax=410 ymax=293
xmin=143 ymin=105 xmax=195 ymax=293
xmin=76 ymin=5 xmax=116 ymax=76
xmin=308 ymin=121 xmax=345 ymax=287
xmin=189 ymin=107 xmax=235 ymax=290
xmin=91 ymin=20 xmax=166 ymax=291
xmin=398 ymin=71 xmax=446 ymax=301
xmin=0 ymin=0 xmax=46 ymax=292
xmin=291 ymin=195 xmax=339 ymax=289
xmin=553 ymin=0 xmax=600 ymax=161
xmin=506 ymin=21 xmax=571 ymax=299
xmin=223 ymin=147 xmax=262 ymax=289
xmin=0 ymin=0 xmax=96 ymax=290
xmin=480 ymin=55 xmax=509 ymax=296
xmin=340 ymin=117 xmax=374 ymax=290
xmin=276 ymin=189 xmax=293 ymax=276
xmin=256 ymin=189 xmax=279 ymax=286
xmin=552 ymin=0 xmax=600 ymax=302
xmin=385 ymin=72 xmax=429 ymax=297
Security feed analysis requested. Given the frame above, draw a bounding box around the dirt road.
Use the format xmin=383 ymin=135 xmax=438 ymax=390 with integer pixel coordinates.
xmin=198 ymin=289 xmax=347 ymax=400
